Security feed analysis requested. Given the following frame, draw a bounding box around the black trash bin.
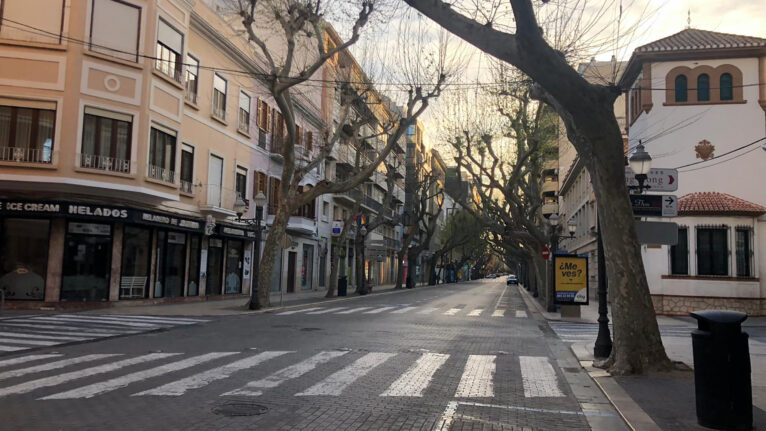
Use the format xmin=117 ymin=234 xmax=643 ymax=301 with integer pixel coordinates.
xmin=690 ymin=310 xmax=752 ymax=431
xmin=337 ymin=276 xmax=347 ymax=297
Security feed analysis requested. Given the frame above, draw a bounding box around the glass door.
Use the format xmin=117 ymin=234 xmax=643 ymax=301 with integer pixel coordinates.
xmin=206 ymin=238 xmax=223 ymax=295
xmin=224 ymin=239 xmax=243 ymax=294
xmin=301 ymin=244 xmax=313 ymax=290
xmin=61 ymin=222 xmax=112 ymax=301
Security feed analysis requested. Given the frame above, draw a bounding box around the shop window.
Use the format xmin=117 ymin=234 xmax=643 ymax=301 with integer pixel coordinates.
xmin=61 ymin=222 xmax=112 ymax=301
xmin=697 ymin=227 xmax=728 ymax=276
xmin=224 ymin=240 xmax=244 ymax=294
xmin=155 ymin=230 xmax=186 ymax=298
xmin=119 ymin=226 xmax=150 ymax=299
xmin=148 ymin=125 xmax=176 ymax=183
xmin=180 ymin=143 xmax=194 ymax=193
xmin=206 ymin=238 xmax=224 ymax=295
xmin=0 ymin=102 xmax=55 ymax=164
xmin=238 ymin=92 xmax=251 ymax=134
xmin=155 ymin=19 xmax=183 ymax=82
xmin=720 ymin=73 xmax=733 ymax=101
xmin=236 ymin=166 xmax=248 ymax=201
xmin=697 ymin=74 xmax=710 ymax=102
xmin=0 ymin=218 xmax=49 ymax=300
xmin=187 ymin=234 xmax=201 ymax=296
xmin=89 ymin=0 xmax=141 ymax=62
xmin=674 ymin=75 xmax=687 ymax=102
xmin=81 ymin=107 xmax=132 ymax=173
xmin=184 ymin=54 xmax=199 ymax=104
xmin=212 ymin=74 xmax=227 ymax=120
xmin=669 ymin=227 xmax=688 ymax=275
xmin=736 ymin=228 xmax=752 ymax=277
xmin=0 ymin=0 xmax=65 ymax=44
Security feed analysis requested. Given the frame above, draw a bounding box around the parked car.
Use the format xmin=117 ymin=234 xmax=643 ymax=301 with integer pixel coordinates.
xmin=506 ymin=275 xmax=518 ymax=285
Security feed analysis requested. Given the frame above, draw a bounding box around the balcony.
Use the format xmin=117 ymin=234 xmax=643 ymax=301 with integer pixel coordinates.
xmin=542 ymin=202 xmax=559 ymax=215
xmin=0 ymin=146 xmax=53 ymax=165
xmin=543 ymin=159 xmax=558 ymax=172
xmin=180 ymin=180 xmax=193 ymax=194
xmin=334 ymin=188 xmax=362 ymax=205
xmin=270 ymin=135 xmax=284 ymax=161
xmin=147 ymin=165 xmax=176 ymax=184
xmin=198 ymin=184 xmax=237 ymax=217
xmin=363 ymin=196 xmax=382 ymax=213
xmin=79 ymin=153 xmax=132 ymax=174
xmin=184 ymin=90 xmax=197 ymax=105
xmin=541 ymin=181 xmax=558 ymax=195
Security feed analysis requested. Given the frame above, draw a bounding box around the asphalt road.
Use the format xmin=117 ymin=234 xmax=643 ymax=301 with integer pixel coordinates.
xmin=0 ymin=279 xmax=623 ymax=430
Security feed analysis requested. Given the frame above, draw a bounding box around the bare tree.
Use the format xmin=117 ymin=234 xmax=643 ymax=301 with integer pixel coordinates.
xmin=405 ymin=0 xmax=671 ymax=374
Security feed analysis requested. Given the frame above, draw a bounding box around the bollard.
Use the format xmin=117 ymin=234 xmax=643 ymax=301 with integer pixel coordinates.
xmin=690 ymin=310 xmax=752 ymax=431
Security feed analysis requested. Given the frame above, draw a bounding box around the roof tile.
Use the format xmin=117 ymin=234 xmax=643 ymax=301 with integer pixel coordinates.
xmin=636 ymin=29 xmax=766 ymax=53
xmin=678 ymin=192 xmax=766 ymax=216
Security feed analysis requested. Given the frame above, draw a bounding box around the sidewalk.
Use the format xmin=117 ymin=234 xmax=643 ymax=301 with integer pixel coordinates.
xmin=519 ymin=284 xmax=766 ymax=430
xmin=75 ymin=282 xmax=435 ymax=316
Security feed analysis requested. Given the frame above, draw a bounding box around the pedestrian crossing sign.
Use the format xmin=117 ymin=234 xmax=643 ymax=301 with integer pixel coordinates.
xmin=553 ymin=254 xmax=589 ymax=305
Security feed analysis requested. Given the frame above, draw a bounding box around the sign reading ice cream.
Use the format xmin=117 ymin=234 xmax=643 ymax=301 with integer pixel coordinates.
xmin=554 ymin=254 xmax=589 ymax=305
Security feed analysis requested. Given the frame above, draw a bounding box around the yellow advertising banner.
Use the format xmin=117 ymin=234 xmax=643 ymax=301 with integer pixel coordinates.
xmin=554 ymin=255 xmax=589 ymax=304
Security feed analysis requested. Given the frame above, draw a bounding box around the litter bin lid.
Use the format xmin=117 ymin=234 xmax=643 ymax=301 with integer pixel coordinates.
xmin=690 ymin=310 xmax=747 ymax=326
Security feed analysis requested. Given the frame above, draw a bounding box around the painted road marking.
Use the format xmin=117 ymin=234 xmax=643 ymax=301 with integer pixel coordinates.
xmin=103 ymin=315 xmax=207 ymax=323
xmin=381 ymin=353 xmax=449 ymax=397
xmin=0 ymin=345 xmax=27 ymax=352
xmin=519 ymin=356 xmax=564 ymax=397
xmin=335 ymin=307 xmax=372 ymax=314
xmin=515 ymin=310 xmax=528 ymax=318
xmin=391 ymin=306 xmax=418 ymax=314
xmin=491 ymin=310 xmax=505 ymax=317
xmin=0 ymin=338 xmax=61 ymax=347
xmin=57 ymin=315 xmax=202 ymax=326
xmin=0 ymin=326 xmax=123 ymax=338
xmin=30 ymin=316 xmax=163 ymax=329
xmin=443 ymin=308 xmax=461 ymax=316
xmin=41 ymin=352 xmax=238 ymax=400
xmin=223 ymin=351 xmax=349 ymax=397
xmin=455 ymin=355 xmax=495 ymax=398
xmin=417 ymin=307 xmax=440 ymax=314
xmin=467 ymin=309 xmax=483 ymax=317
xmin=363 ymin=307 xmax=396 ymax=314
xmin=0 ymin=332 xmax=91 ymax=342
xmin=276 ymin=307 xmax=322 ymax=315
xmin=0 ymin=354 xmax=121 ymax=382
xmin=0 ymin=322 xmax=138 ymax=335
xmin=137 ymin=351 xmax=291 ymax=396
xmin=296 ymin=352 xmax=396 ymax=396
xmin=306 ymin=307 xmax=347 ymax=315
xmin=0 ymin=354 xmax=63 ymax=369
xmin=0 ymin=353 xmax=178 ymax=398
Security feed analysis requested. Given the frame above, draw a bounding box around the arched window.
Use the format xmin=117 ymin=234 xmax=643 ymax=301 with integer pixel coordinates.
xmin=720 ymin=73 xmax=733 ymax=100
xmin=697 ymin=74 xmax=710 ymax=101
xmin=674 ymin=75 xmax=688 ymax=102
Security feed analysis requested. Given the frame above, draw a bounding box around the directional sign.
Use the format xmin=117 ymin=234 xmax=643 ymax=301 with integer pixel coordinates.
xmin=630 ymin=194 xmax=678 ymax=217
xmin=625 ymin=168 xmax=678 ymax=192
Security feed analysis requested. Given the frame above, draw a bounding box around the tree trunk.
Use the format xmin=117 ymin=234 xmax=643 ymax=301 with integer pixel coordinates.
xmin=255 ymin=206 xmax=289 ymax=308
xmin=395 ymin=251 xmax=405 ymax=289
xmin=355 ymin=232 xmax=368 ymax=295
xmin=427 ymin=254 xmax=440 ymax=285
xmin=406 ymin=249 xmax=417 ymax=288
xmin=326 ymin=240 xmax=341 ymax=298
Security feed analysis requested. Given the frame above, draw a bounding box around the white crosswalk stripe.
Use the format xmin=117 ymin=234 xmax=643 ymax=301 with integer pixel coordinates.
xmin=0 ymin=354 xmax=63 ymax=369
xmin=0 ymin=353 xmax=178 ymax=398
xmin=0 ymin=354 xmax=121 ymax=381
xmin=336 ymin=307 xmax=372 ymax=314
xmin=0 ymin=338 xmax=61 ymax=347
xmin=515 ymin=310 xmax=528 ymax=318
xmin=137 ymin=351 xmax=291 ymax=396
xmin=443 ymin=308 xmax=461 ymax=316
xmin=491 ymin=309 xmax=505 ymax=317
xmin=467 ymin=309 xmax=483 ymax=317
xmin=549 ymin=322 xmax=693 ymax=343
xmin=519 ymin=356 xmax=564 ymax=397
xmin=223 ymin=351 xmax=349 ymax=396
xmin=0 ymin=322 xmax=138 ymax=335
xmin=455 ymin=355 xmax=495 ymax=398
xmin=41 ymin=352 xmax=238 ymax=400
xmin=391 ymin=306 xmax=418 ymax=314
xmin=417 ymin=307 xmax=440 ymax=314
xmin=296 ymin=352 xmax=396 ymax=396
xmin=276 ymin=307 xmax=321 ymax=315
xmin=0 ymin=332 xmax=91 ymax=342
xmin=381 ymin=353 xmax=449 ymax=397
xmin=306 ymin=307 xmax=347 ymax=315
xmin=29 ymin=316 xmax=163 ymax=329
xmin=363 ymin=306 xmax=396 ymax=314
xmin=103 ymin=315 xmax=207 ymax=323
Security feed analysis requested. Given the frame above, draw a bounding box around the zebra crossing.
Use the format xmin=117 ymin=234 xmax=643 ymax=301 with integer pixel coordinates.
xmin=0 ymin=314 xmax=209 ymax=353
xmin=275 ymin=304 xmax=529 ymax=318
xmin=0 ymin=350 xmax=567 ymax=401
xmin=549 ymin=322 xmax=694 ymax=343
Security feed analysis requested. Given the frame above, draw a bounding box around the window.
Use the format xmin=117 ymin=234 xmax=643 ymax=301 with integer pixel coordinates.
xmin=180 ymin=143 xmax=194 ymax=193
xmin=306 ymin=131 xmax=313 ymax=152
xmin=155 ymin=19 xmax=183 ymax=82
xmin=148 ymin=126 xmax=176 ymax=183
xmin=212 ymin=74 xmax=227 ymax=119
xmin=236 ymin=166 xmax=248 ymax=200
xmin=256 ymin=100 xmax=270 ymax=131
xmin=736 ymin=228 xmax=752 ymax=277
xmin=670 ymin=227 xmax=688 ymax=275
xmin=697 ymin=227 xmax=728 ymax=276
xmin=697 ymin=74 xmax=710 ymax=102
xmin=253 ymin=172 xmax=267 ymax=199
xmin=238 ymin=92 xmax=250 ymax=134
xmin=720 ymin=73 xmax=733 ymax=101
xmin=333 ymin=205 xmax=339 ymax=221
xmin=207 ymin=154 xmax=223 ymax=207
xmin=0 ymin=0 xmax=65 ymax=44
xmin=295 ymin=125 xmax=303 ymax=147
xmin=184 ymin=55 xmax=199 ymax=104
xmin=0 ymin=218 xmax=49 ymax=300
xmin=674 ymin=75 xmax=687 ymax=102
xmin=0 ymin=102 xmax=55 ymax=163
xmin=81 ymin=107 xmax=132 ymax=173
xmin=89 ymin=0 xmax=141 ymax=62
xmin=322 ymin=201 xmax=329 ymax=219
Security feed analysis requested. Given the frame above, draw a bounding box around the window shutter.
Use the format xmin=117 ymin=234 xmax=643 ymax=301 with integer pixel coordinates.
xmin=306 ymin=131 xmax=313 ymax=151
xmin=158 ymin=19 xmax=183 ymax=54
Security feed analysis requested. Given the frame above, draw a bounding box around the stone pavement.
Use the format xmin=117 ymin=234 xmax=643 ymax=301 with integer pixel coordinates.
xmin=518 ymin=283 xmax=766 ymax=430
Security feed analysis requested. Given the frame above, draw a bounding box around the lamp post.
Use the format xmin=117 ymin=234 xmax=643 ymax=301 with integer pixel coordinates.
xmin=234 ymin=192 xmax=267 ymax=310
xmin=547 ymin=213 xmax=576 ymax=312
xmin=629 ymin=141 xmax=653 ymax=193
xmin=593 ymin=216 xmax=612 ymax=358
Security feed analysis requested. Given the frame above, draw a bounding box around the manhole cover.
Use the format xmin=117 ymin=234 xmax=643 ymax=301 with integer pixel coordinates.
xmin=213 ymin=401 xmax=268 ymax=417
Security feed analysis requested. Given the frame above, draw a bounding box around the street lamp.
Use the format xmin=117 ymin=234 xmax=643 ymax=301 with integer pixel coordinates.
xmin=593 ymin=217 xmax=612 ymax=359
xmin=234 ymin=191 xmax=267 ymax=310
xmin=629 ymin=141 xmax=652 ymax=193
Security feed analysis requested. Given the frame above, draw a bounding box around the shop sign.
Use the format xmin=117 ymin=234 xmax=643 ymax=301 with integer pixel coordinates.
xmin=553 ymin=254 xmax=589 ymax=305
xmin=217 ymin=225 xmax=256 ymax=240
xmin=68 ymin=222 xmax=111 ymax=236
xmin=136 ymin=211 xmax=201 ymax=231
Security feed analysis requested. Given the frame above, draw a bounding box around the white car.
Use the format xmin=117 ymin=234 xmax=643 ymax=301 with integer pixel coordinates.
xmin=506 ymin=275 xmax=518 ymax=285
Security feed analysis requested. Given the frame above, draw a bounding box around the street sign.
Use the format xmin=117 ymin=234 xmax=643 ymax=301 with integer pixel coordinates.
xmin=553 ymin=254 xmax=589 ymax=305
xmin=331 ymin=221 xmax=343 ymax=236
xmin=630 ymin=194 xmax=678 ymax=217
xmin=635 ymin=221 xmax=679 ymax=245
xmin=541 ymin=246 xmax=550 ymax=260
xmin=625 ymin=167 xmax=678 ymax=192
